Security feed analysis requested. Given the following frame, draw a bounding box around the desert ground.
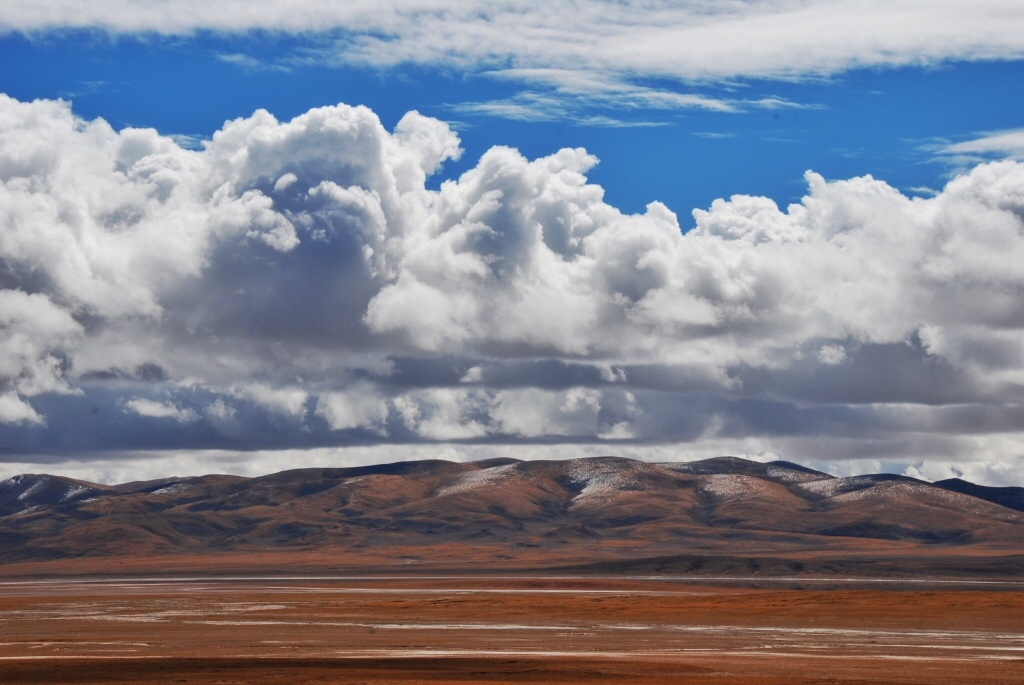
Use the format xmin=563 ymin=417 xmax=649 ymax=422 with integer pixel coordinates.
xmin=4 ymin=458 xmax=1024 ymax=682
xmin=2 ymin=575 xmax=1023 ymax=684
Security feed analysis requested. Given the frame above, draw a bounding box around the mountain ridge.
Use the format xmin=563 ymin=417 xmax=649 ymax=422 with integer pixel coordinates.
xmin=2 ymin=456 xmax=1023 ymax=576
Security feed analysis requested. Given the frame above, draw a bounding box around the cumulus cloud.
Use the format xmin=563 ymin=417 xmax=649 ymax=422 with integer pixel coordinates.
xmin=0 ymin=391 xmax=43 ymax=425
xmin=2 ymin=94 xmax=1024 ymax=481
xmin=317 ymin=388 xmax=389 ymax=433
xmin=229 ymin=385 xmax=308 ymax=418
xmin=0 ymin=290 xmax=82 ymax=401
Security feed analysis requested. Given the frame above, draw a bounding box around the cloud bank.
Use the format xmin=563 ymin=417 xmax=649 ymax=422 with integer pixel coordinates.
xmin=5 ymin=2 xmax=1024 ymax=123
xmin=4 ymin=2 xmax=1024 ymax=81
xmin=3 ymin=95 xmax=1024 ymax=481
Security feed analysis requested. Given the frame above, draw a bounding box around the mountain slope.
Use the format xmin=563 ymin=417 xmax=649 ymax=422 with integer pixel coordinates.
xmin=934 ymin=478 xmax=1024 ymax=513
xmin=2 ymin=457 xmax=1023 ymax=575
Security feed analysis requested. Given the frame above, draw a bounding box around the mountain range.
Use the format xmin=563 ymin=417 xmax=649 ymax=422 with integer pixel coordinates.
xmin=2 ymin=456 xmax=1023 ymax=577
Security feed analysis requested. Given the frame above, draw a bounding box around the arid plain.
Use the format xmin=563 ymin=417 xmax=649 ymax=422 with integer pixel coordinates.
xmin=3 ymin=456 xmax=1024 ymax=683
xmin=2 ymin=576 xmax=1024 ymax=684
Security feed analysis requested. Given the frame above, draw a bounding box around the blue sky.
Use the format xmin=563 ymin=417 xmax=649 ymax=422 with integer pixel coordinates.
xmin=4 ymin=30 xmax=1022 ymax=215
xmin=2 ymin=2 xmax=1024 ymax=485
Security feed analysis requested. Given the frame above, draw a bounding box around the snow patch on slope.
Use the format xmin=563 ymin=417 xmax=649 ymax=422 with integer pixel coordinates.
xmin=152 ymin=478 xmax=196 ymax=495
xmin=764 ymin=464 xmax=824 ymax=483
xmin=16 ymin=478 xmax=47 ymax=501
xmin=435 ymin=464 xmax=519 ymax=497
xmin=796 ymin=476 xmax=876 ymax=499
xmin=699 ymin=474 xmax=773 ymax=500
xmin=60 ymin=485 xmax=89 ymax=502
xmin=565 ymin=459 xmax=651 ymax=506
xmin=0 ymin=475 xmax=25 ymax=489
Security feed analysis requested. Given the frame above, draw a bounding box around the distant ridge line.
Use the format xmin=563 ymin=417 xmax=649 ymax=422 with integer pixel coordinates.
xmin=2 ymin=455 xmax=1023 ymax=576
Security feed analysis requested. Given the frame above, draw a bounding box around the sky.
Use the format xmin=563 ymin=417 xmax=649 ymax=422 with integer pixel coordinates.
xmin=2 ymin=1 xmax=1024 ymax=485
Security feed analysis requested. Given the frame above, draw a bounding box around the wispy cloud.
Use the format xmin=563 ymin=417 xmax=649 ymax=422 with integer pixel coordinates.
xmin=450 ymin=69 xmax=815 ymax=124
xmin=483 ymin=69 xmax=737 ymax=112
xmin=938 ymin=129 xmax=1024 ymax=162
xmin=751 ymin=96 xmax=824 ymax=110
xmin=6 ymin=2 xmax=1023 ymax=82
xmin=923 ymin=129 xmax=1024 ymax=178
xmin=216 ymin=52 xmax=291 ymax=72
xmin=57 ymin=80 xmax=110 ymax=99
xmin=576 ymin=116 xmax=668 ymax=128
xmin=5 ymin=2 xmax=1002 ymax=126
xmin=692 ymin=132 xmax=736 ymax=140
xmin=168 ymin=133 xmax=206 ymax=150
xmin=451 ymin=97 xmax=671 ymax=127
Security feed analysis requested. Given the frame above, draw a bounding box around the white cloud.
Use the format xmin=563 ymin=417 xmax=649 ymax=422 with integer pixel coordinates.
xmin=215 ymin=53 xmax=290 ymax=73
xmin=599 ymin=422 xmax=634 ymax=440
xmin=459 ymin=366 xmax=482 ymax=383
xmin=453 ymin=69 xmax=821 ymax=125
xmin=316 ymin=388 xmax=389 ymax=432
xmin=393 ymin=389 xmax=490 ymax=440
xmin=451 ymin=70 xmax=739 ymax=124
xmin=817 ymin=344 xmax=847 ymax=366
xmin=0 ymin=94 xmax=459 ymax=389
xmin=4 ymin=95 xmax=1024 ymax=476
xmin=123 ymin=397 xmax=199 ymax=423
xmin=4 ymin=3 xmax=1024 ymax=82
xmin=904 ymin=453 xmax=1024 ymax=486
xmin=492 ymin=388 xmax=603 ymax=438
xmin=230 ymin=385 xmax=308 ymax=417
xmin=0 ymin=391 xmax=43 ymax=425
xmin=4 ymin=3 xmax=1023 ymax=122
xmin=940 ymin=129 xmax=1024 ymax=162
xmin=0 ymin=290 xmax=82 ymax=399
xmin=335 ymin=386 xmax=630 ymax=441
xmin=4 ymin=437 xmax=1023 ymax=486
xmin=204 ymin=398 xmax=236 ymax=421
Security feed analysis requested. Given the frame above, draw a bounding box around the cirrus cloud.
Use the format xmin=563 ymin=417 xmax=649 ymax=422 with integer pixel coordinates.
xmin=5 ymin=3 xmax=1024 ymax=125
xmin=2 ymin=2 xmax=1023 ymax=82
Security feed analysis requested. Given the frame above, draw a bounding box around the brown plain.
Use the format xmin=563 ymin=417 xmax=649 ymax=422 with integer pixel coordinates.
xmin=2 ymin=576 xmax=1023 ymax=684
xmin=3 ymin=456 xmax=1024 ymax=682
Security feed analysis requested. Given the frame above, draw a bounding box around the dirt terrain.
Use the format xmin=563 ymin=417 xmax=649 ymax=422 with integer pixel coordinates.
xmin=3 ymin=457 xmax=1024 ymax=578
xmin=4 ymin=457 xmax=1024 ymax=682
xmin=2 ymin=576 xmax=1023 ymax=684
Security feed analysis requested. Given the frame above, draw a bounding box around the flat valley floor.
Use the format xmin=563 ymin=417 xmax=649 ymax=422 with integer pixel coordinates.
xmin=1 ymin=575 xmax=1023 ymax=684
